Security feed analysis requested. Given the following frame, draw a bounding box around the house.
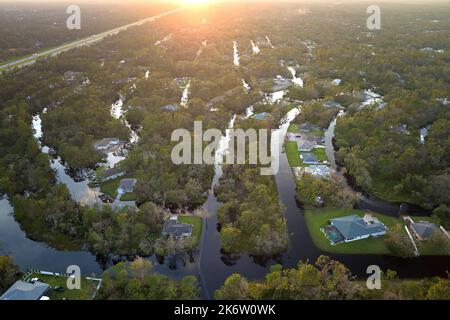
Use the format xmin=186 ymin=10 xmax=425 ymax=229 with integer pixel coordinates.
xmin=117 ymin=178 xmax=137 ymax=194
xmin=323 ymin=100 xmax=343 ymax=109
xmin=102 ymin=167 xmax=125 ymax=182
xmin=273 ymin=75 xmax=292 ymax=91
xmin=254 ymin=112 xmax=270 ymax=120
xmin=160 ymin=104 xmax=178 ymax=112
xmin=332 ymin=79 xmax=342 ymax=86
xmin=303 ymin=165 xmax=330 ymax=177
xmin=162 ymin=216 xmax=193 ymax=240
xmin=298 ymin=141 xmax=316 ymax=152
xmin=410 ymin=221 xmax=437 ymax=240
xmin=325 ymin=214 xmax=388 ymax=244
xmin=300 ymin=152 xmax=319 ymax=165
xmin=94 ymin=138 xmax=121 ymax=151
xmin=0 ymin=280 xmax=50 ymax=300
xmin=298 ymin=123 xmax=320 ymax=132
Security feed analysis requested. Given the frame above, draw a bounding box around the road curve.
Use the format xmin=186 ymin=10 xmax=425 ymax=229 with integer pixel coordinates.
xmin=0 ymin=7 xmax=184 ymax=73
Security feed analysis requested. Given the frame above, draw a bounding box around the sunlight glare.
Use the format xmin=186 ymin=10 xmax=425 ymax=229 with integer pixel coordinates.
xmin=181 ymin=0 xmax=211 ymax=5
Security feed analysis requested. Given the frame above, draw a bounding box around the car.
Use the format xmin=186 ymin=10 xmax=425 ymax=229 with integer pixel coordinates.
xmin=54 ymin=286 xmax=65 ymax=292
xmin=30 ymin=277 xmax=41 ymax=283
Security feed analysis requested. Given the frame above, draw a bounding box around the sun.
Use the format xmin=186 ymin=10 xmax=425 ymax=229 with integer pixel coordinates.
xmin=182 ymin=0 xmax=211 ymax=5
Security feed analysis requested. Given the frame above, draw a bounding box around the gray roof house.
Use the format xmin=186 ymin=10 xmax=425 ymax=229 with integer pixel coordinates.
xmin=94 ymin=138 xmax=121 ymax=151
xmin=117 ymin=178 xmax=137 ymax=194
xmin=0 ymin=280 xmax=50 ymax=300
xmin=103 ymin=167 xmax=125 ymax=182
xmin=298 ymin=141 xmax=316 ymax=152
xmin=300 ymin=152 xmax=319 ymax=165
xmin=411 ymin=221 xmax=437 ymax=240
xmin=162 ymin=217 xmax=193 ymax=240
xmin=328 ymin=214 xmax=388 ymax=243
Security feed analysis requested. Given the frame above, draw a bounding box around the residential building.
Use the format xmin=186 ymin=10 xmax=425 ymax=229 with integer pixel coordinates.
xmin=160 ymin=104 xmax=178 ymax=112
xmin=0 ymin=280 xmax=50 ymax=300
xmin=273 ymin=75 xmax=292 ymax=91
xmin=298 ymin=141 xmax=316 ymax=152
xmin=323 ymin=100 xmax=343 ymax=109
xmin=410 ymin=221 xmax=437 ymax=240
xmin=103 ymin=167 xmax=125 ymax=182
xmin=118 ymin=178 xmax=137 ymax=194
xmin=254 ymin=112 xmax=270 ymax=120
xmin=300 ymin=152 xmax=319 ymax=165
xmin=94 ymin=138 xmax=121 ymax=151
xmin=162 ymin=216 xmax=193 ymax=240
xmin=323 ymin=214 xmax=388 ymax=244
xmin=303 ymin=165 xmax=330 ymax=177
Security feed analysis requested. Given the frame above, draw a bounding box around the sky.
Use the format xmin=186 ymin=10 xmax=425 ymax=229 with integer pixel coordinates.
xmin=0 ymin=0 xmax=448 ymax=3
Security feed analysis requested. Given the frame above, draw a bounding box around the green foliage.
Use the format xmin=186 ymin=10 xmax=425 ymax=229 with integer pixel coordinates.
xmin=0 ymin=256 xmax=20 ymax=295
xmin=293 ymin=101 xmax=340 ymax=129
xmin=97 ymin=258 xmax=199 ymax=300
xmin=296 ymin=174 xmax=356 ymax=209
xmin=216 ymin=256 xmax=360 ymax=300
xmin=384 ymin=224 xmax=415 ymax=258
xmin=215 ymin=166 xmax=288 ymax=255
xmin=216 ymin=256 xmax=450 ymax=300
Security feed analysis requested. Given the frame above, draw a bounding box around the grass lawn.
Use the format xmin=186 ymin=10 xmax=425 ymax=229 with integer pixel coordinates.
xmin=178 ymin=215 xmax=203 ymax=247
xmin=100 ymin=176 xmax=121 ymax=198
xmin=120 ymin=192 xmax=137 ymax=201
xmin=285 ymin=141 xmax=306 ymax=167
xmin=26 ymin=273 xmax=99 ymax=300
xmin=310 ymin=128 xmax=324 ymax=137
xmin=288 ymin=124 xmax=299 ymax=133
xmin=312 ymin=148 xmax=328 ymax=161
xmin=100 ymin=176 xmax=137 ymax=199
xmin=305 ymin=207 xmax=406 ymax=255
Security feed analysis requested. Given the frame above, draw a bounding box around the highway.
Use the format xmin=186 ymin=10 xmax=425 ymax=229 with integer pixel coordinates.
xmin=0 ymin=7 xmax=183 ymax=73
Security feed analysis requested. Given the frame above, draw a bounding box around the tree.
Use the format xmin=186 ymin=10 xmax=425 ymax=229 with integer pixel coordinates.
xmin=426 ymin=277 xmax=450 ymax=300
xmin=384 ymin=224 xmax=415 ymax=258
xmin=433 ymin=205 xmax=450 ymax=229
xmin=420 ymin=230 xmax=450 ymax=256
xmin=98 ymin=259 xmax=199 ymax=300
xmin=215 ymin=274 xmax=250 ymax=300
xmin=0 ymin=256 xmax=20 ymax=294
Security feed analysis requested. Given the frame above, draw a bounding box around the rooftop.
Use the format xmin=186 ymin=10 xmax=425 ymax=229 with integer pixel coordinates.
xmin=163 ymin=217 xmax=193 ymax=239
xmin=118 ymin=179 xmax=137 ymax=193
xmin=301 ymin=152 xmax=319 ymax=163
xmin=0 ymin=280 xmax=50 ymax=300
xmin=411 ymin=221 xmax=437 ymax=239
xmin=330 ymin=215 xmax=387 ymax=240
xmin=94 ymin=138 xmax=120 ymax=149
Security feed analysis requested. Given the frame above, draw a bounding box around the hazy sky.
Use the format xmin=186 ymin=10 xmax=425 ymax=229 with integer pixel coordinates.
xmin=0 ymin=0 xmax=447 ymax=3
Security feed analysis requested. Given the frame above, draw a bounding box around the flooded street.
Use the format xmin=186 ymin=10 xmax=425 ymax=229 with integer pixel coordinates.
xmin=233 ymin=41 xmax=240 ymax=66
xmin=287 ymin=66 xmax=304 ymax=87
xmin=32 ymin=112 xmax=100 ymax=206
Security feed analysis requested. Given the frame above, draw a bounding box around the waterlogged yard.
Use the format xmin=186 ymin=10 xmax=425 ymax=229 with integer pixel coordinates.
xmin=285 ymin=141 xmax=305 ymax=167
xmin=25 ymin=273 xmax=100 ymax=300
xmin=305 ymin=208 xmax=406 ymax=255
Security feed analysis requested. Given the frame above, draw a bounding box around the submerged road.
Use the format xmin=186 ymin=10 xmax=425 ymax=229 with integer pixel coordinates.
xmin=0 ymin=7 xmax=183 ymax=73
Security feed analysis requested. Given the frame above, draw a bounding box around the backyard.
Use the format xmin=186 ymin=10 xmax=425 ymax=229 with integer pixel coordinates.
xmin=178 ymin=215 xmax=203 ymax=248
xmin=100 ymin=176 xmax=137 ymax=201
xmin=25 ymin=273 xmax=100 ymax=300
xmin=285 ymin=141 xmax=305 ymax=167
